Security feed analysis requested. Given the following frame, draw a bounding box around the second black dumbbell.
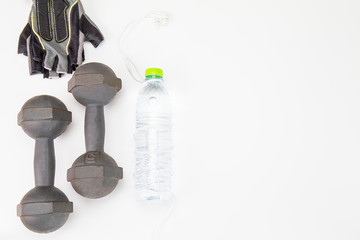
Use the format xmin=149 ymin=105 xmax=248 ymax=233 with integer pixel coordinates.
xmin=67 ymin=63 xmax=123 ymax=199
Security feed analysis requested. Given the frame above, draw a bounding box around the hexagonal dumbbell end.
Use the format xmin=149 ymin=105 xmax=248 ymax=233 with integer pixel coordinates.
xmin=67 ymin=63 xmax=123 ymax=199
xmin=17 ymin=95 xmax=72 ymax=233
xmin=17 ymin=187 xmax=73 ymax=233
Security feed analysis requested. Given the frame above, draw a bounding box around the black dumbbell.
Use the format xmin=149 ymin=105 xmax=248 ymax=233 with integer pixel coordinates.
xmin=67 ymin=62 xmax=123 ymax=199
xmin=17 ymin=95 xmax=73 ymax=233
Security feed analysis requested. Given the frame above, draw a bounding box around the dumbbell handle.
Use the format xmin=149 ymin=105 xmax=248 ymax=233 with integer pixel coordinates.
xmin=85 ymin=105 xmax=105 ymax=152
xmin=34 ymin=138 xmax=55 ymax=186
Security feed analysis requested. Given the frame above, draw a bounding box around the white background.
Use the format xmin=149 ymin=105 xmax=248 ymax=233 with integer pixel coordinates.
xmin=1 ymin=0 xmax=360 ymax=239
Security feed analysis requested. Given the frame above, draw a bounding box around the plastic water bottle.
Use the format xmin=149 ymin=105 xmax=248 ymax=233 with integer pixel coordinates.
xmin=135 ymin=68 xmax=172 ymax=201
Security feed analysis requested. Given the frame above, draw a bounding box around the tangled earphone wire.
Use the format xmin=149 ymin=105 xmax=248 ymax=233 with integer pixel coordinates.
xmin=118 ymin=11 xmax=174 ymax=240
xmin=118 ymin=11 xmax=169 ymax=83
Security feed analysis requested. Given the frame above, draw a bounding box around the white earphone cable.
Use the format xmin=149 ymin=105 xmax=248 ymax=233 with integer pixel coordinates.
xmin=153 ymin=194 xmax=176 ymax=240
xmin=118 ymin=12 xmax=174 ymax=240
xmin=118 ymin=11 xmax=169 ymax=83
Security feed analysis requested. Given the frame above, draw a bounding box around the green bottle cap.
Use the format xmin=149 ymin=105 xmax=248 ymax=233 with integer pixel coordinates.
xmin=145 ymin=68 xmax=163 ymax=79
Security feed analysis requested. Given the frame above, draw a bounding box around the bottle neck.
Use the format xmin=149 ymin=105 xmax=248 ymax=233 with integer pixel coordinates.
xmin=145 ymin=75 xmax=163 ymax=81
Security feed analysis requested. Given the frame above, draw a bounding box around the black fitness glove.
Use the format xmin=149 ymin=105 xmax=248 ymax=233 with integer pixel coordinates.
xmin=18 ymin=0 xmax=104 ymax=78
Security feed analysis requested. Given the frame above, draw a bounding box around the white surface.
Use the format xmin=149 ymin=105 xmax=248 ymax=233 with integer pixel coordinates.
xmin=1 ymin=0 xmax=360 ymax=239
